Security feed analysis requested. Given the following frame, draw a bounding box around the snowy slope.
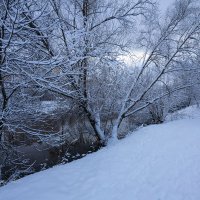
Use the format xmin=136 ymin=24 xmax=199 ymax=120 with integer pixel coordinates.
xmin=1 ymin=107 xmax=200 ymax=200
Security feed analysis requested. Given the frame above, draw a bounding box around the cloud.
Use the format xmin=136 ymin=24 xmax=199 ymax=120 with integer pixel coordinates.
xmin=159 ymin=0 xmax=175 ymax=12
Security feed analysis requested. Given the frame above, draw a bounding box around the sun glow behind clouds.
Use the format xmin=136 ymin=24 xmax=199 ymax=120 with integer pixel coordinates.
xmin=118 ymin=50 xmax=147 ymax=66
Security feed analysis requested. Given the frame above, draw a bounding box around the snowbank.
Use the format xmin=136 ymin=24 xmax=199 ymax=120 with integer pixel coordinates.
xmin=1 ymin=107 xmax=200 ymax=200
xmin=166 ymin=105 xmax=200 ymax=121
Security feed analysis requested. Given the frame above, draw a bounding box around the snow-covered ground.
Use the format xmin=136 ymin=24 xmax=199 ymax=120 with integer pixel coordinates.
xmin=1 ymin=106 xmax=200 ymax=200
xmin=166 ymin=105 xmax=200 ymax=121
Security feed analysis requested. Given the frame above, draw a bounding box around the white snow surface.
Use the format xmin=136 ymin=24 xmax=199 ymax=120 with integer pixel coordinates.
xmin=1 ymin=106 xmax=200 ymax=200
xmin=166 ymin=105 xmax=200 ymax=121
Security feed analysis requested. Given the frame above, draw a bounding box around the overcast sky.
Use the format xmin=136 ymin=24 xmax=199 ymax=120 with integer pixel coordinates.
xmin=159 ymin=0 xmax=175 ymax=12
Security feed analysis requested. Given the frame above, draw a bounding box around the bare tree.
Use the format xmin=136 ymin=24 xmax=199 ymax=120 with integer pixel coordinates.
xmin=17 ymin=0 xmax=155 ymax=143
xmin=109 ymin=0 xmax=200 ymax=140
